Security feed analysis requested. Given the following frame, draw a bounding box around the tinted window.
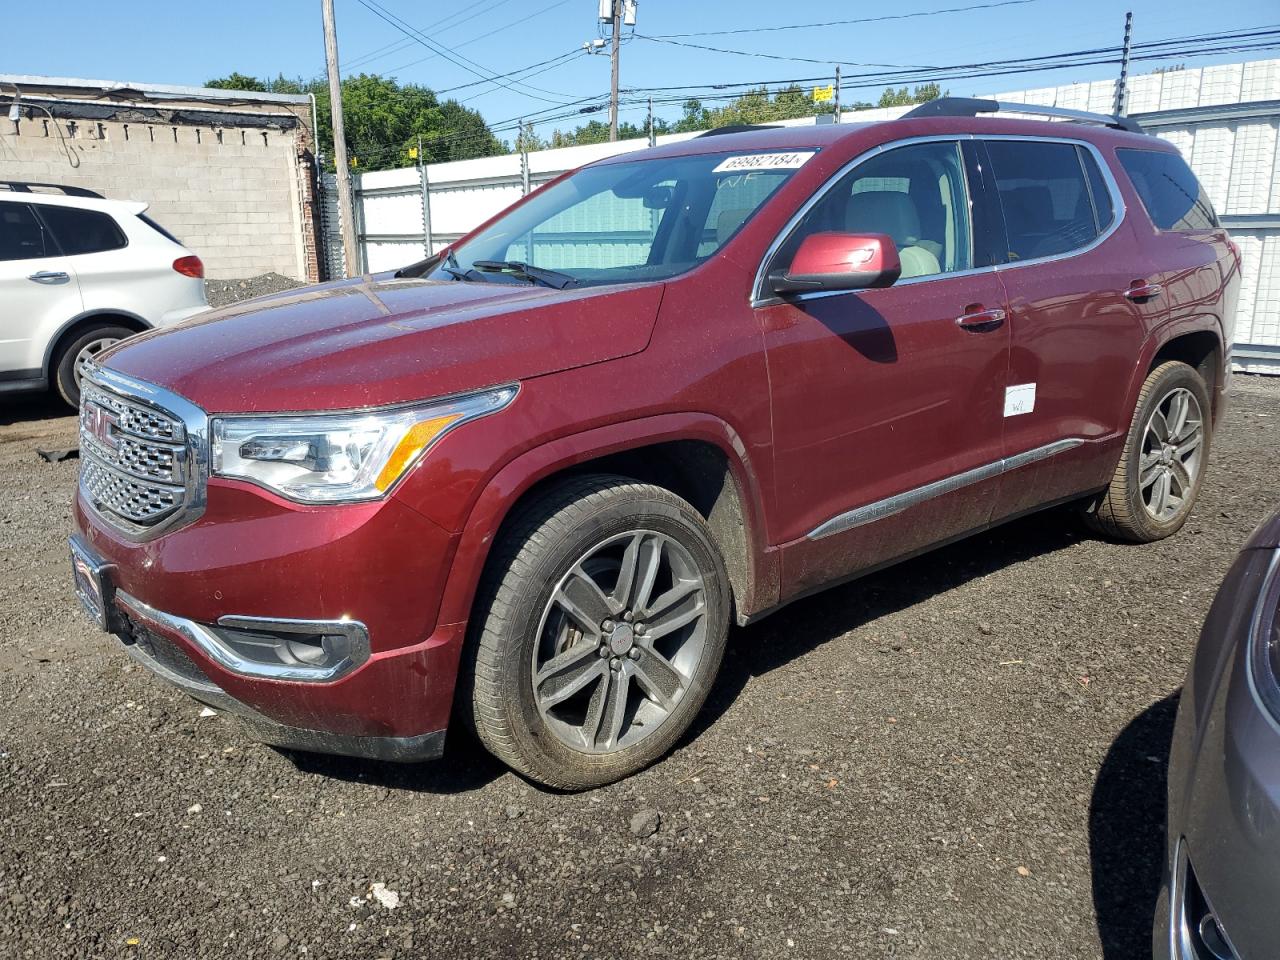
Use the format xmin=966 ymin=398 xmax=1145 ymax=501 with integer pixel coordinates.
xmin=985 ymin=140 xmax=1102 ymax=261
xmin=37 ymin=206 xmax=128 ymax=256
xmin=1117 ymin=148 xmax=1218 ymax=232
xmin=0 ymin=204 xmax=49 ymax=261
xmin=775 ymin=141 xmax=972 ymax=280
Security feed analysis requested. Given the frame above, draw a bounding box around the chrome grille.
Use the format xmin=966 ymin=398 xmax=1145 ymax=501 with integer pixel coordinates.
xmin=78 ymin=368 xmax=206 ymax=538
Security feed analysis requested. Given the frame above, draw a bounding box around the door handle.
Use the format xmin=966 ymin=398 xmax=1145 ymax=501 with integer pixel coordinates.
xmin=28 ymin=270 xmax=70 ymax=284
xmin=1124 ymin=281 xmax=1163 ymax=302
xmin=955 ymin=306 xmax=1006 ymax=332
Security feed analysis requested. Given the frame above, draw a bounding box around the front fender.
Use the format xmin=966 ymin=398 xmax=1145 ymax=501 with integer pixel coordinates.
xmin=429 ymin=411 xmax=778 ymax=632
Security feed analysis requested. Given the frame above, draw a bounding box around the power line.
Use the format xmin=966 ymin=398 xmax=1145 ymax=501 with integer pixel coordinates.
xmin=351 ymin=0 xmax=577 ymax=104
xmin=652 ymin=0 xmax=1040 ymax=39
xmin=365 ymin=0 xmax=579 ymax=76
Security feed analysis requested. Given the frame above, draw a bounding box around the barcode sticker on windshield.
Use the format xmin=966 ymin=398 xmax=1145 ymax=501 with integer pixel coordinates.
xmin=713 ymin=151 xmax=816 ymax=174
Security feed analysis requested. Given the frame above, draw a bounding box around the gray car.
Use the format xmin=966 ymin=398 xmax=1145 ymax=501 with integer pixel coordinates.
xmin=1156 ymin=509 xmax=1280 ymax=959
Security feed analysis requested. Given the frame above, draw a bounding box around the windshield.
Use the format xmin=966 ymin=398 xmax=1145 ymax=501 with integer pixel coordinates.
xmin=429 ymin=149 xmax=816 ymax=288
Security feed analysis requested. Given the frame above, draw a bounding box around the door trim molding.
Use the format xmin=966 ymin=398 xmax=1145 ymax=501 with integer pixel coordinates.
xmin=806 ymin=437 xmax=1085 ymax=540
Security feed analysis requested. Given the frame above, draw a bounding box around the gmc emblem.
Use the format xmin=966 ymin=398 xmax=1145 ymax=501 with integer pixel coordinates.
xmin=84 ymin=403 xmax=120 ymax=452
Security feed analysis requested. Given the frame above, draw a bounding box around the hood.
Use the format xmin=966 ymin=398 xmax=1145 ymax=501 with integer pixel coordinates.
xmin=102 ymin=274 xmax=665 ymax=413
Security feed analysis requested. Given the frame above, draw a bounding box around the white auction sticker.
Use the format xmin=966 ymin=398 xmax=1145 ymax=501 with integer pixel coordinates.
xmin=713 ymin=151 xmax=816 ymax=174
xmin=1004 ymin=383 xmax=1037 ymax=417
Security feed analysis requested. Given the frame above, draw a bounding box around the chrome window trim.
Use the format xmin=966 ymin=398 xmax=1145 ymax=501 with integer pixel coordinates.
xmin=115 ymin=590 xmax=371 ymax=684
xmin=806 ymin=438 xmax=1084 ymax=541
xmin=80 ymin=364 xmax=210 ymax=542
xmin=751 ymin=133 xmax=1127 ymax=308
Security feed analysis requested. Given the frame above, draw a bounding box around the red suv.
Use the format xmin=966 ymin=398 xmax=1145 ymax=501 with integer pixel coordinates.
xmin=70 ymin=99 xmax=1240 ymax=789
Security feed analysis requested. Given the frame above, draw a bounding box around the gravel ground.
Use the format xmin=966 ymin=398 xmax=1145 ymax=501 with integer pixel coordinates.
xmin=204 ymin=273 xmax=303 ymax=308
xmin=1 ymin=362 xmax=1277 ymax=959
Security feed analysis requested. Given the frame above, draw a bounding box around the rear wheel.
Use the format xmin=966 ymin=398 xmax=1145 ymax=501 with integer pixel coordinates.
xmin=467 ymin=475 xmax=730 ymax=790
xmin=54 ymin=324 xmax=133 ymax=408
xmin=1082 ymin=360 xmax=1211 ymax=542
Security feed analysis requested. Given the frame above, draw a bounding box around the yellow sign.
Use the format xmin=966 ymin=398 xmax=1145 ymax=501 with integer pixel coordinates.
xmin=408 ymin=146 xmax=418 ymax=159
xmin=813 ymin=84 xmax=834 ymax=104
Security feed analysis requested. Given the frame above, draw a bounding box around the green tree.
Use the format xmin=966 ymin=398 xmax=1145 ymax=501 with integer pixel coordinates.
xmin=205 ymin=72 xmax=504 ymax=170
xmin=877 ymin=83 xmax=944 ymax=108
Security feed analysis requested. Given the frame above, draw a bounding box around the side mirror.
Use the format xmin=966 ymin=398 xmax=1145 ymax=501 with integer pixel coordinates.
xmin=768 ymin=232 xmax=901 ymax=296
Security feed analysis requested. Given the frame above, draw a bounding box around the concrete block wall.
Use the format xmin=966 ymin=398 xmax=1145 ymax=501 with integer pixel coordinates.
xmin=0 ymin=114 xmax=316 ymax=280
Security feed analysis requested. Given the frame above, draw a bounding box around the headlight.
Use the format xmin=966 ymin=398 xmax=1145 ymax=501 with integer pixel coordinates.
xmin=1249 ymin=549 xmax=1280 ymax=721
xmin=211 ymin=386 xmax=516 ymax=504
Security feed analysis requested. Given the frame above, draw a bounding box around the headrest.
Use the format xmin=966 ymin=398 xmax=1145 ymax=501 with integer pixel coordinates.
xmin=844 ymin=191 xmax=921 ymax=245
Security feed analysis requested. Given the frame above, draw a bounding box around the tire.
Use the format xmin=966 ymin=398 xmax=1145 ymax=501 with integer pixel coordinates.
xmin=466 ymin=474 xmax=730 ymax=790
xmin=54 ymin=324 xmax=133 ymax=408
xmin=1082 ymin=360 xmax=1212 ymax=543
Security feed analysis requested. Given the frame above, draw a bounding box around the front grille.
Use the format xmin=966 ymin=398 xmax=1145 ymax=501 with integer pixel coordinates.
xmin=78 ymin=369 xmax=204 ymax=537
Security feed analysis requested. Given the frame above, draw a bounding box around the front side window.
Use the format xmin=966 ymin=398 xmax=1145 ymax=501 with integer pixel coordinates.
xmin=436 ymin=150 xmax=808 ymax=288
xmin=0 ymin=204 xmax=49 ymax=262
xmin=36 ymin=206 xmax=128 ymax=256
xmin=1117 ymin=148 xmax=1218 ymax=232
xmin=984 ymin=140 xmax=1105 ymax=262
xmin=770 ymin=140 xmax=973 ymax=281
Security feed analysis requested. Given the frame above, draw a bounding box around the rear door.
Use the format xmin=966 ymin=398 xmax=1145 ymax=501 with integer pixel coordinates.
xmin=755 ymin=139 xmax=1012 ymax=598
xmin=0 ymin=202 xmax=82 ymax=377
xmin=33 ymin=204 xmax=133 ymax=314
xmin=981 ymin=136 xmax=1150 ymax=518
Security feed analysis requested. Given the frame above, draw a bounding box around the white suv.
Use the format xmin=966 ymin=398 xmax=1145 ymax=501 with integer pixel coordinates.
xmin=0 ymin=182 xmax=209 ymax=407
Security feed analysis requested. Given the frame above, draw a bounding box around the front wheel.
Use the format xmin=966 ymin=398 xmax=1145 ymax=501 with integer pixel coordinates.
xmin=467 ymin=475 xmax=730 ymax=790
xmin=1082 ymin=360 xmax=1211 ymax=542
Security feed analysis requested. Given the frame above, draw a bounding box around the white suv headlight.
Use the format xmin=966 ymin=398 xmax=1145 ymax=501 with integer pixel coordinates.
xmin=211 ymin=386 xmax=516 ymax=504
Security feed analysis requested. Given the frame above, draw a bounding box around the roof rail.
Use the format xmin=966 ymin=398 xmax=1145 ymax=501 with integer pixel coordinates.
xmin=696 ymin=124 xmax=780 ymax=138
xmin=0 ymin=181 xmax=104 ymax=198
xmin=902 ymin=96 xmax=1145 ymax=134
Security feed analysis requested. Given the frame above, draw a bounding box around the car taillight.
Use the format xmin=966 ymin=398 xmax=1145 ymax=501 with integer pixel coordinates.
xmin=173 ymin=255 xmax=204 ymax=279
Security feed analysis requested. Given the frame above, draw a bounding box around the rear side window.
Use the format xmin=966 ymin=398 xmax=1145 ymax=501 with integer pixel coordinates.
xmin=36 ymin=206 xmax=128 ymax=256
xmin=1116 ymin=148 xmax=1218 ymax=232
xmin=985 ymin=140 xmax=1107 ymax=261
xmin=0 ymin=204 xmax=49 ymax=261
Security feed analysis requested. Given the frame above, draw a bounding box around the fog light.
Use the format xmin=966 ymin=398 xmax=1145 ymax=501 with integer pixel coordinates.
xmin=213 ymin=616 xmax=369 ymax=674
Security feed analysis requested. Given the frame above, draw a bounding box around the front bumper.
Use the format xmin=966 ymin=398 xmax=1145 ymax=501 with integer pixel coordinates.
xmin=72 ymin=473 xmax=469 ymax=760
xmin=1156 ymin=549 xmax=1280 ymax=959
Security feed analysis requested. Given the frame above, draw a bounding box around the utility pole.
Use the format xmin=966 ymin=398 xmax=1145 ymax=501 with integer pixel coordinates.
xmin=834 ymin=65 xmax=842 ymax=124
xmin=417 ymin=134 xmax=433 ymax=257
xmin=519 ymin=121 xmax=531 ymax=195
xmin=1114 ymin=11 xmax=1133 ymax=117
xmin=647 ymin=97 xmax=656 ymax=147
xmin=609 ymin=0 xmax=621 ymax=141
xmin=322 ymin=0 xmax=359 ymax=277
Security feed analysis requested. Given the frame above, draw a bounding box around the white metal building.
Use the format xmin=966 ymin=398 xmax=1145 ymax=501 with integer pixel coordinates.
xmin=325 ymin=58 xmax=1280 ymax=372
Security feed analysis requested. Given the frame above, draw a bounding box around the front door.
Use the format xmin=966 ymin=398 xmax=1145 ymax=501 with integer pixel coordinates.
xmin=0 ymin=202 xmax=82 ymax=378
xmin=755 ymin=140 xmax=1012 ymax=599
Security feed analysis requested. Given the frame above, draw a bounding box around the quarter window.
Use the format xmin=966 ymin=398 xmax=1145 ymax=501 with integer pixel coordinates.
xmin=984 ymin=140 xmax=1106 ymax=261
xmin=0 ymin=204 xmax=49 ymax=261
xmin=773 ymin=141 xmax=973 ymax=281
xmin=1116 ymin=148 xmax=1218 ymax=232
xmin=36 ymin=206 xmax=128 ymax=256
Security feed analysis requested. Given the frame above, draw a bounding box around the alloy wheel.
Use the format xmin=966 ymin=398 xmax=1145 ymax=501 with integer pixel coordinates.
xmin=73 ymin=337 xmax=121 ymax=390
xmin=1139 ymin=387 xmax=1204 ymax=522
xmin=531 ymin=530 xmax=709 ymax=754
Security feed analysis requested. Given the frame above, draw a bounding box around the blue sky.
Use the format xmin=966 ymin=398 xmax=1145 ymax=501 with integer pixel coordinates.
xmin=4 ymin=0 xmax=1277 ymax=137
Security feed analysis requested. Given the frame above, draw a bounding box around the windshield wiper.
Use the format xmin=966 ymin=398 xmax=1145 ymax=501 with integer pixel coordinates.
xmin=471 ymin=260 xmax=580 ymax=290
